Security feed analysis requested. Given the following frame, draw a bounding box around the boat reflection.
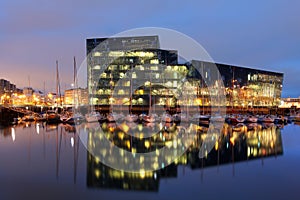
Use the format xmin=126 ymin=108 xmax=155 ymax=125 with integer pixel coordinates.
xmin=86 ymin=122 xmax=283 ymax=191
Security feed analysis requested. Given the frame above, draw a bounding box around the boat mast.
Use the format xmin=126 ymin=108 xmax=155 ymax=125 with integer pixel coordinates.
xmin=130 ymin=64 xmax=133 ymax=114
xmin=73 ymin=56 xmax=78 ymax=109
xmin=149 ymin=70 xmax=152 ymax=115
xmin=56 ymin=60 xmax=62 ymax=109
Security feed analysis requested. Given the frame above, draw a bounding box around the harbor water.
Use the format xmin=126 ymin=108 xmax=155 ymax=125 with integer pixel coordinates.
xmin=0 ymin=121 xmax=299 ymax=200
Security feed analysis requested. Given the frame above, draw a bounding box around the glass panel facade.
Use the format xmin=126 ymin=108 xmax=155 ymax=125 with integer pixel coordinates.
xmin=87 ymin=36 xmax=284 ymax=111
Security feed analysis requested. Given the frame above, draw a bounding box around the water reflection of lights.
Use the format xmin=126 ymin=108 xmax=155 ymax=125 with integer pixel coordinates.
xmin=11 ymin=127 xmax=15 ymax=142
xmin=84 ymin=121 xmax=283 ymax=176
xmin=71 ymin=137 xmax=74 ymax=147
xmin=36 ymin=123 xmax=40 ymax=134
xmin=85 ymin=122 xmax=284 ymax=192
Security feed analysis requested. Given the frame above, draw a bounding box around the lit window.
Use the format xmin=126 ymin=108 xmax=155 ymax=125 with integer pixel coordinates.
xmin=109 ymin=51 xmax=124 ymax=57
xmin=150 ymin=59 xmax=159 ymax=64
xmin=93 ymin=52 xmax=101 ymax=57
xmin=118 ymin=90 xmax=125 ymax=95
xmin=93 ymin=65 xmax=100 ymax=70
xmin=100 ymin=73 xmax=106 ymax=78
xmin=132 ymin=72 xmax=137 ymax=79
xmin=138 ymin=98 xmax=143 ymax=104
xmin=145 ymin=81 xmax=151 ymax=86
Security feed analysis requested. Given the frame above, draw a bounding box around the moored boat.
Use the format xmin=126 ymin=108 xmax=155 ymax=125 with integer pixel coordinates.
xmin=293 ymin=113 xmax=300 ymax=122
xmin=227 ymin=115 xmax=245 ymax=124
xmin=161 ymin=113 xmax=173 ymax=123
xmin=245 ymin=115 xmax=258 ymax=123
xmin=85 ymin=111 xmax=101 ymax=123
xmin=258 ymin=115 xmax=274 ymax=123
xmin=46 ymin=110 xmax=61 ymax=124
xmin=124 ymin=114 xmax=138 ymax=123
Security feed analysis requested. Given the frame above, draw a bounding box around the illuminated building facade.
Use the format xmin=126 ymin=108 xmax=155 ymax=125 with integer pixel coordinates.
xmin=0 ymin=79 xmax=17 ymax=95
xmin=64 ymin=88 xmax=88 ymax=106
xmin=87 ymin=36 xmax=284 ymax=111
xmin=191 ymin=60 xmax=284 ymax=108
xmin=279 ymin=97 xmax=300 ymax=108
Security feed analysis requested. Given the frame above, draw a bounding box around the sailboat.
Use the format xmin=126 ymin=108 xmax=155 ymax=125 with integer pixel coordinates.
xmin=161 ymin=85 xmax=173 ymax=123
xmin=46 ymin=60 xmax=61 ymax=124
xmin=106 ymin=73 xmax=122 ymax=123
xmin=125 ymin=66 xmax=138 ymax=123
xmin=62 ymin=57 xmax=85 ymax=124
xmin=193 ymin=62 xmax=210 ymax=125
xmin=143 ymin=71 xmax=157 ymax=123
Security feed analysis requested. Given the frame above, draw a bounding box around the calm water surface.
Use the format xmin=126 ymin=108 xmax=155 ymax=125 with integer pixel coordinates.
xmin=0 ymin=121 xmax=299 ymax=200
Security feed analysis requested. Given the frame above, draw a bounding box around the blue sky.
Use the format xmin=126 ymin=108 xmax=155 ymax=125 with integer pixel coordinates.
xmin=0 ymin=0 xmax=299 ymax=97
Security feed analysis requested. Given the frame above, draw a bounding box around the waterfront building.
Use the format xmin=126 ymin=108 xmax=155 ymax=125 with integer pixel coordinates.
xmin=64 ymin=88 xmax=88 ymax=106
xmin=279 ymin=97 xmax=300 ymax=108
xmin=86 ymin=36 xmax=284 ymax=112
xmin=0 ymin=79 xmax=18 ymax=95
xmin=0 ymin=79 xmax=21 ymax=104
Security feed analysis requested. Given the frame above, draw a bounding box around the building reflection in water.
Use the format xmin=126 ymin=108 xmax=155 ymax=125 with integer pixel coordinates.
xmin=86 ymin=122 xmax=283 ymax=191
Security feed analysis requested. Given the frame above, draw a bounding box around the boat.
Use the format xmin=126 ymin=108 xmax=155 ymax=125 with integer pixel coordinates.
xmin=85 ymin=111 xmax=101 ymax=123
xmin=227 ymin=115 xmax=245 ymax=124
xmin=258 ymin=115 xmax=274 ymax=123
xmin=34 ymin=113 xmax=47 ymax=122
xmin=107 ymin=112 xmax=121 ymax=122
xmin=22 ymin=114 xmax=35 ymax=122
xmin=143 ymin=114 xmax=156 ymax=123
xmin=193 ymin=114 xmax=210 ymax=123
xmin=245 ymin=115 xmax=258 ymax=123
xmin=46 ymin=110 xmax=61 ymax=124
xmin=210 ymin=115 xmax=225 ymax=123
xmin=172 ymin=113 xmax=181 ymax=124
xmin=124 ymin=114 xmax=138 ymax=123
xmin=293 ymin=113 xmax=300 ymax=122
xmin=47 ymin=60 xmax=62 ymax=124
xmin=273 ymin=115 xmax=287 ymax=124
xmin=161 ymin=113 xmax=173 ymax=123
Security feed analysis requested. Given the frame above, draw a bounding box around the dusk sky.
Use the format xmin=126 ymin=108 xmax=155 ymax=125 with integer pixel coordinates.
xmin=0 ymin=0 xmax=299 ymax=97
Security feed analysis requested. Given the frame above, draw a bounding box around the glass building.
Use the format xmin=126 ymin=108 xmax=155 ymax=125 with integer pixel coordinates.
xmin=86 ymin=36 xmax=284 ymax=113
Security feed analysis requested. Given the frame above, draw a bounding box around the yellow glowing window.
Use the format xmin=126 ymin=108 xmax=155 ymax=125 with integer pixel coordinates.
xmin=145 ymin=81 xmax=151 ymax=86
xmin=138 ymin=98 xmax=143 ymax=104
xmin=97 ymin=89 xmax=104 ymax=94
xmin=125 ymin=81 xmax=130 ymax=86
xmin=100 ymin=73 xmax=106 ymax=78
xmin=93 ymin=65 xmax=100 ymax=70
xmin=132 ymin=72 xmax=137 ymax=79
xmin=150 ymin=59 xmax=159 ymax=64
xmin=136 ymin=65 xmax=144 ymax=70
xmin=93 ymin=52 xmax=101 ymax=57
xmin=105 ymin=89 xmax=111 ymax=95
xmin=138 ymin=90 xmax=144 ymax=95
xmin=118 ymin=90 xmax=125 ymax=95
xmin=109 ymin=51 xmax=124 ymax=57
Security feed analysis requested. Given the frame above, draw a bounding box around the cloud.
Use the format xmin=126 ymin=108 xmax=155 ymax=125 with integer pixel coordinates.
xmin=0 ymin=0 xmax=299 ymax=97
